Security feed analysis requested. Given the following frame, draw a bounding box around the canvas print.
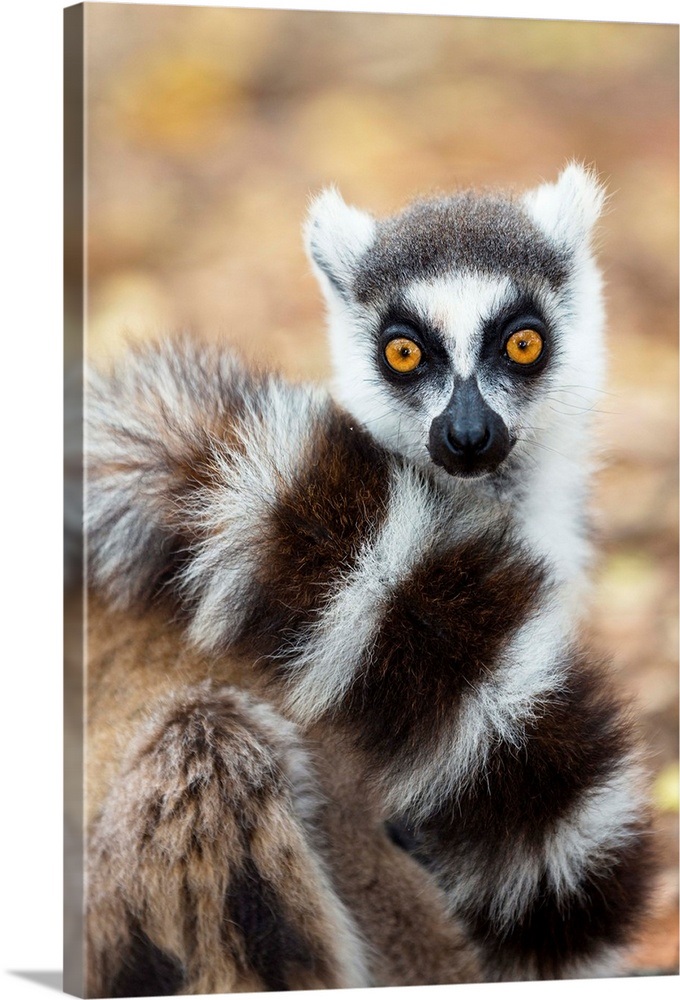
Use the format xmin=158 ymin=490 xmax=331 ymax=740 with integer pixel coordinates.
xmin=64 ymin=3 xmax=679 ymax=996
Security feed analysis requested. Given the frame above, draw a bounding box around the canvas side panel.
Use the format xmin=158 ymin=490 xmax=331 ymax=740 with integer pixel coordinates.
xmin=64 ymin=4 xmax=85 ymax=997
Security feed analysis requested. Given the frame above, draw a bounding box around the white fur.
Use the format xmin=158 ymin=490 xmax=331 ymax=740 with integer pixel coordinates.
xmin=85 ymin=345 xmax=247 ymax=604
xmin=86 ymin=341 xmax=337 ymax=635
xmin=544 ymin=756 xmax=648 ymax=899
xmin=509 ymin=247 xmax=606 ymax=595
xmin=305 ymin=187 xmax=376 ymax=298
xmin=184 ymin=381 xmax=329 ymax=651
xmin=327 ymin=296 xmax=436 ymax=468
xmin=404 ymin=273 xmax=514 ymax=381
xmin=523 ymin=162 xmax=606 ymax=251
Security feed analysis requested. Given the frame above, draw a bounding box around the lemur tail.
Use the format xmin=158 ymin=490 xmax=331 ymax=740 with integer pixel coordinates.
xmin=86 ymin=681 xmax=368 ymax=997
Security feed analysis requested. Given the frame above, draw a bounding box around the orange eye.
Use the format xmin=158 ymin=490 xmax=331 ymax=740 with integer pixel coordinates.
xmin=384 ymin=337 xmax=423 ymax=374
xmin=505 ymin=329 xmax=544 ymax=365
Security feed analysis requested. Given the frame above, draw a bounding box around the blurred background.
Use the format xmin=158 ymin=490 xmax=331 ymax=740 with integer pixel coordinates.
xmin=77 ymin=2 xmax=678 ymax=976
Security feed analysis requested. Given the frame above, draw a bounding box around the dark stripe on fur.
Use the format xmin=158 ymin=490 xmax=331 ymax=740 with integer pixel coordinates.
xmin=224 ymin=850 xmax=319 ymax=991
xmin=465 ymin=827 xmax=656 ymax=979
xmin=331 ymin=534 xmax=545 ymax=768
xmin=422 ymin=655 xmax=635 ymax=847
xmin=234 ymin=408 xmax=391 ymax=666
xmin=108 ymin=915 xmax=185 ymax=998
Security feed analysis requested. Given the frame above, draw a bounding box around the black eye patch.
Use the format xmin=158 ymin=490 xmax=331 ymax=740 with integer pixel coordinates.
xmin=479 ymin=292 xmax=553 ymax=380
xmin=375 ymin=303 xmax=451 ymax=396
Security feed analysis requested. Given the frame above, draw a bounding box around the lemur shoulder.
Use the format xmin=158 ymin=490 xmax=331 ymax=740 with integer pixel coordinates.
xmin=78 ymin=164 xmax=656 ymax=996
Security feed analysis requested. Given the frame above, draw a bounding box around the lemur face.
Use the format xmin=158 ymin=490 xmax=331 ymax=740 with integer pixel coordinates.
xmin=305 ymin=165 xmax=606 ymax=481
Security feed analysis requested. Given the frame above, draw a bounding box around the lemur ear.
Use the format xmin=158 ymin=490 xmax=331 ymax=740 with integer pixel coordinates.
xmin=522 ymin=163 xmax=606 ymax=250
xmin=304 ymin=187 xmax=376 ymax=301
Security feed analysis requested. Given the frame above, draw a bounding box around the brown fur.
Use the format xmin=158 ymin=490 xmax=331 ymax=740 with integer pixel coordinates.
xmin=311 ymin=732 xmax=481 ymax=986
xmin=79 ymin=594 xmax=480 ymax=996
xmin=231 ymin=411 xmax=392 ymax=664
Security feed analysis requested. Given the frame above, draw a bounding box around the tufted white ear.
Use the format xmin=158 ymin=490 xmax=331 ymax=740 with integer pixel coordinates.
xmin=304 ymin=187 xmax=376 ymax=301
xmin=522 ymin=163 xmax=606 ymax=251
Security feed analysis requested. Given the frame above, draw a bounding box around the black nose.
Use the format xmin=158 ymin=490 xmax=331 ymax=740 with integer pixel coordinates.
xmin=445 ymin=421 xmax=491 ymax=458
xmin=429 ymin=378 xmax=513 ymax=478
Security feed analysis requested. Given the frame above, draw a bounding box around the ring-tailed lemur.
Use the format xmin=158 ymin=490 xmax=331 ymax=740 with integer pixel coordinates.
xmin=81 ymin=165 xmax=655 ymax=995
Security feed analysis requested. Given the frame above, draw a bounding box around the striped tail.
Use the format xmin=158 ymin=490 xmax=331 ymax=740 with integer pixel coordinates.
xmin=86 ymin=682 xmax=368 ymax=997
xmin=390 ymin=652 xmax=655 ymax=979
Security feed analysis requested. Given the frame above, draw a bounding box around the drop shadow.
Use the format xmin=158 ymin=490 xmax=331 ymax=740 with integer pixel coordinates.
xmin=9 ymin=971 xmax=63 ymax=992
